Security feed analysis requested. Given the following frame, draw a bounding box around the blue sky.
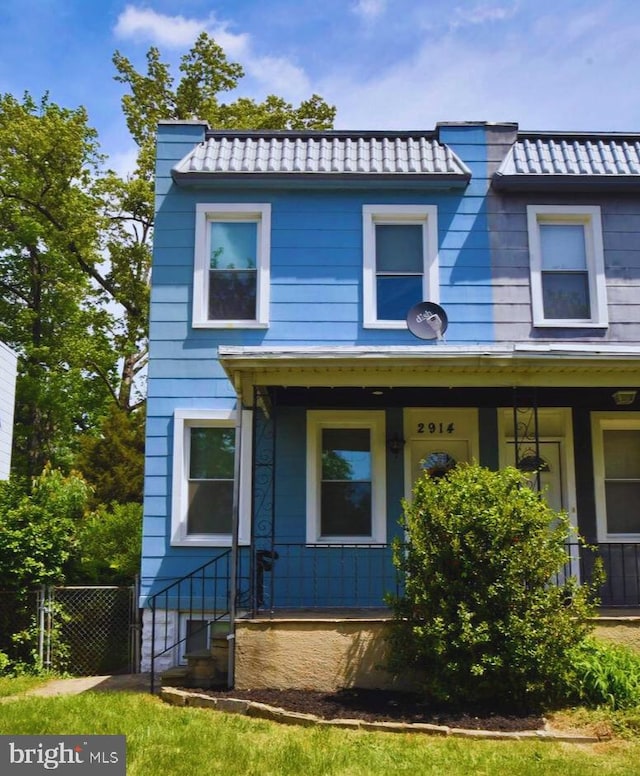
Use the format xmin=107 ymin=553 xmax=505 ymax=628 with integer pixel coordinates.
xmin=0 ymin=0 xmax=638 ymax=171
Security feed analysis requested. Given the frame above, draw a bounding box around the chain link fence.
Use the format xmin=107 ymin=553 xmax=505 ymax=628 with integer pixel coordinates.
xmin=0 ymin=585 xmax=140 ymax=676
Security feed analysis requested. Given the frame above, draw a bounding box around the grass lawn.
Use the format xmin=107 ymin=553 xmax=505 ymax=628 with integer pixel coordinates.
xmin=0 ymin=687 xmax=639 ymax=775
xmin=0 ymin=674 xmax=53 ymax=697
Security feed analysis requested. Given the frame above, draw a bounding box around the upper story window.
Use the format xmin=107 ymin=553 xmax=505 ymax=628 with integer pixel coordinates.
xmin=171 ymin=409 xmax=252 ymax=547
xmin=193 ymin=203 xmax=271 ymax=328
xmin=306 ymin=410 xmax=386 ymax=544
xmin=526 ymin=205 xmax=607 ymax=328
xmin=363 ymin=205 xmax=439 ymax=328
xmin=592 ymin=413 xmax=640 ymax=542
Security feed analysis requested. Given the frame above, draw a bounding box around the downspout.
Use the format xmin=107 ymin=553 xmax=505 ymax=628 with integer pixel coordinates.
xmin=227 ymin=373 xmax=244 ymax=689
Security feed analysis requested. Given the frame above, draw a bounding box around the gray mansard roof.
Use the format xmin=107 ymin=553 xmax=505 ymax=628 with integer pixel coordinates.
xmin=493 ymin=132 xmax=640 ymax=191
xmin=171 ymin=130 xmax=472 ymax=187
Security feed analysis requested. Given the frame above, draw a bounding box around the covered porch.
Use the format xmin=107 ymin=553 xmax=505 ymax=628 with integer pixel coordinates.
xmin=222 ymin=343 xmax=640 ymax=614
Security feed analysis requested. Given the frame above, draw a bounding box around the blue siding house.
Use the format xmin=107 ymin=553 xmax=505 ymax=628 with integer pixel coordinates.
xmin=142 ymin=121 xmax=640 ymax=689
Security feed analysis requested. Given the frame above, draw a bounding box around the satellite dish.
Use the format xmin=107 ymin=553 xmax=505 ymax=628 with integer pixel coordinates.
xmin=406 ymin=302 xmax=448 ymax=340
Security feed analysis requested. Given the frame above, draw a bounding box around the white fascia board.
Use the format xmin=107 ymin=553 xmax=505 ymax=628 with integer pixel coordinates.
xmin=219 ymin=343 xmax=640 ymax=361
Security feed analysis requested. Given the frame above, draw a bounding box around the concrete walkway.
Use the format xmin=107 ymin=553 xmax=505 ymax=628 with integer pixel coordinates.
xmin=10 ymin=673 xmax=150 ymax=699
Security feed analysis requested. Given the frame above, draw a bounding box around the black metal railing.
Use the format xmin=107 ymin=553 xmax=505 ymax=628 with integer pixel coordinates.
xmin=529 ymin=541 xmax=640 ymax=608
xmin=251 ymin=542 xmax=401 ymax=613
xmin=590 ymin=542 xmax=640 ymax=607
xmin=254 ymin=541 xmax=640 ymax=613
xmin=148 ymin=550 xmax=250 ymax=693
xmin=147 ymin=540 xmax=640 ymax=691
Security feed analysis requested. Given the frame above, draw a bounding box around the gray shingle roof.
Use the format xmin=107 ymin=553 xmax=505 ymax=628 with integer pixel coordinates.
xmin=494 ymin=134 xmax=640 ymax=190
xmin=172 ymin=131 xmax=471 ymax=182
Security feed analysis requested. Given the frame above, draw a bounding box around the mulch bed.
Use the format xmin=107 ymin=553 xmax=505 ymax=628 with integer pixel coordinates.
xmin=188 ymin=687 xmax=545 ymax=732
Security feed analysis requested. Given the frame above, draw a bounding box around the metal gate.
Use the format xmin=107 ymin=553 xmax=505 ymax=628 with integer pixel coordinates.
xmin=40 ymin=585 xmax=140 ymax=675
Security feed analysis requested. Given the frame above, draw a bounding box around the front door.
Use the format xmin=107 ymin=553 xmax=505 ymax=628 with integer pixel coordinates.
xmin=499 ymin=408 xmax=579 ymax=581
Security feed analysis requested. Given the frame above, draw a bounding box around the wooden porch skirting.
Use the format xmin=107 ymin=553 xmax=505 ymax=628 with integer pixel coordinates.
xmin=234 ymin=611 xmax=640 ymax=692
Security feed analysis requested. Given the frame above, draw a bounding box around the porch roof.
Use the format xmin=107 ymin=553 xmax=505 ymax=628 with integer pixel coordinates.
xmin=218 ymin=343 xmax=640 ymax=400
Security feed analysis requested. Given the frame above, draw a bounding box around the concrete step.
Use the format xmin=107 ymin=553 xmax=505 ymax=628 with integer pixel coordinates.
xmin=160 ymin=666 xmax=190 ymax=687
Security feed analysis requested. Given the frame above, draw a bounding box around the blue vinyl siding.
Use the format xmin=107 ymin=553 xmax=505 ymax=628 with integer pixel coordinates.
xmin=140 ymin=123 xmax=496 ymax=601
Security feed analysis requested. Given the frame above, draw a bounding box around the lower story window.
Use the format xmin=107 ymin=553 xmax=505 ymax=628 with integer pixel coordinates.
xmin=306 ymin=411 xmax=386 ymax=544
xmin=592 ymin=414 xmax=640 ymax=540
xmin=187 ymin=427 xmax=234 ymax=534
xmin=171 ymin=409 xmax=251 ymax=546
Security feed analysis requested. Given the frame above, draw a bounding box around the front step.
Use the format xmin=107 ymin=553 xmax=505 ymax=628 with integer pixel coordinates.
xmin=161 ymin=666 xmax=190 ymax=687
xmin=161 ymin=635 xmax=229 ymax=690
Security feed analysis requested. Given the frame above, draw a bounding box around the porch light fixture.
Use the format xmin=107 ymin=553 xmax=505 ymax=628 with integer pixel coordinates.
xmin=613 ymin=390 xmax=637 ymax=406
xmin=386 ymin=433 xmax=405 ymax=456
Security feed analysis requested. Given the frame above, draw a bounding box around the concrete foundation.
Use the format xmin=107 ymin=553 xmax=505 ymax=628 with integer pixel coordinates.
xmin=592 ymin=616 xmax=640 ymax=653
xmin=234 ymin=617 xmax=414 ymax=692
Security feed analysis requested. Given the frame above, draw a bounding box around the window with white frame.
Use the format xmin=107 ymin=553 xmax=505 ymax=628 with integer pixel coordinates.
xmin=306 ymin=411 xmax=386 ymax=544
xmin=526 ymin=205 xmax=607 ymax=327
xmin=592 ymin=413 xmax=640 ymax=540
xmin=171 ymin=409 xmax=252 ymax=546
xmin=193 ymin=203 xmax=271 ymax=327
xmin=363 ymin=205 xmax=439 ymax=328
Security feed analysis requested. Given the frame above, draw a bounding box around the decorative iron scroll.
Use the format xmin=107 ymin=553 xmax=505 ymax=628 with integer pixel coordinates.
xmin=251 ymin=386 xmax=276 ymax=613
xmin=512 ymin=390 xmax=544 ymax=491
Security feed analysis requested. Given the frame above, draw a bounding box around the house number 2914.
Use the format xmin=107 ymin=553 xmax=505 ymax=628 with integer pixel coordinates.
xmin=417 ymin=422 xmax=455 ymax=434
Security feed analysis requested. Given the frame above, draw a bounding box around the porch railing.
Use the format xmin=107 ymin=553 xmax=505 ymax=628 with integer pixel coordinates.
xmin=148 ymin=540 xmax=640 ymax=690
xmin=555 ymin=541 xmax=640 ymax=608
xmin=147 ymin=549 xmax=250 ymax=693
xmin=254 ymin=541 xmax=640 ymax=613
xmin=253 ymin=542 xmax=400 ymax=613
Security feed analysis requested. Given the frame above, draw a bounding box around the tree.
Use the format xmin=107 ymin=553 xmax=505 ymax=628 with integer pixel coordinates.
xmin=387 ymin=463 xmax=601 ymax=709
xmin=75 ymin=502 xmax=142 ymax=584
xmin=74 ymin=405 xmax=145 ymax=507
xmin=0 ymin=93 xmax=117 ymax=478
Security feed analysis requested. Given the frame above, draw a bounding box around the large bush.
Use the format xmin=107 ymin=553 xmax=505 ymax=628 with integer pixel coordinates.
xmin=0 ymin=466 xmax=88 ymax=590
xmin=387 ymin=462 xmax=601 ymax=709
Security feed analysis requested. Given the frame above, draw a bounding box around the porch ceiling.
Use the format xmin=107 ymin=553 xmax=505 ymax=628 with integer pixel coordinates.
xmin=218 ymin=344 xmax=640 ymax=400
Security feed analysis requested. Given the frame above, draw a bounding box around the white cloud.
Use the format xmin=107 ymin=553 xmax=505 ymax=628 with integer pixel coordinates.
xmin=321 ymin=7 xmax=640 ymax=132
xmin=114 ymin=5 xmax=249 ymax=56
xmin=113 ymin=5 xmax=313 ymax=101
xmin=352 ymin=0 xmax=387 ymax=19
xmin=451 ymin=3 xmax=518 ymax=27
xmin=244 ymin=55 xmax=311 ymax=100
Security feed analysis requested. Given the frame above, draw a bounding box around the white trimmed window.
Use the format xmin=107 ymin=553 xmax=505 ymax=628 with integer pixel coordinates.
xmin=171 ymin=409 xmax=252 ymax=546
xmin=363 ymin=205 xmax=439 ymax=328
xmin=592 ymin=413 xmax=640 ymax=541
xmin=193 ymin=203 xmax=270 ymax=327
xmin=306 ymin=411 xmax=386 ymax=544
xmin=526 ymin=205 xmax=607 ymax=327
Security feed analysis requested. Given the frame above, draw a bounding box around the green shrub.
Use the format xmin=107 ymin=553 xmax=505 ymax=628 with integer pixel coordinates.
xmin=387 ymin=462 xmax=602 ymax=710
xmin=0 ymin=651 xmax=10 ymax=675
xmin=0 ymin=466 xmax=88 ymax=590
xmin=567 ymin=637 xmax=640 ymax=709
